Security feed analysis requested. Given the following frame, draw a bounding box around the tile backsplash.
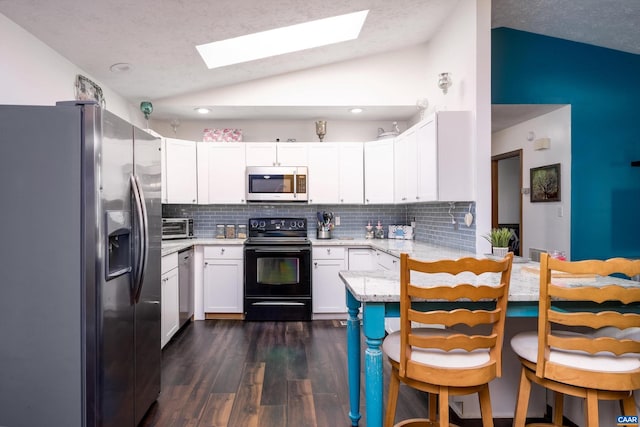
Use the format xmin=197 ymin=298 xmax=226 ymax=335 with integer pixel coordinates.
xmin=163 ymin=201 xmax=476 ymax=252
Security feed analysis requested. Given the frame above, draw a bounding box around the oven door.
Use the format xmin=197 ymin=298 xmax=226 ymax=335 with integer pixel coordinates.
xmin=244 ymin=245 xmax=311 ymax=297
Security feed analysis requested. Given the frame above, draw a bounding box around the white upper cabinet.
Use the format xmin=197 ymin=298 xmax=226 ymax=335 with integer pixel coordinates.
xmin=197 ymin=142 xmax=246 ymax=204
xmin=308 ymin=143 xmax=340 ymax=204
xmin=415 ymin=119 xmax=438 ymax=202
xmin=393 ymin=130 xmax=417 ymax=203
xmin=417 ymin=111 xmax=473 ymax=202
xmin=307 ymin=142 xmax=363 ymax=204
xmin=364 ymin=139 xmax=394 ymax=204
xmin=160 ymin=139 xmax=167 ymax=203
xmin=339 ymin=143 xmax=364 ymax=204
xmin=165 ymin=138 xmax=198 ymax=204
xmin=245 ymin=142 xmax=308 ymax=166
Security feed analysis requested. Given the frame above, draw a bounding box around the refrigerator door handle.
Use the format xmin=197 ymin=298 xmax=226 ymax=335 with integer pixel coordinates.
xmin=130 ymin=175 xmax=146 ymax=302
xmin=133 ymin=175 xmax=149 ymax=304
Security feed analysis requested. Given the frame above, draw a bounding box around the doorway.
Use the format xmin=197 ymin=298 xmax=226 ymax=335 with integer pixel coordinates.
xmin=491 ymin=150 xmax=522 ymax=256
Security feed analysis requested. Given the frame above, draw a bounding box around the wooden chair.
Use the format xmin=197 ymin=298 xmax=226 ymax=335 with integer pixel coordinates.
xmin=511 ymin=253 xmax=640 ymax=427
xmin=383 ymin=252 xmax=514 ymax=427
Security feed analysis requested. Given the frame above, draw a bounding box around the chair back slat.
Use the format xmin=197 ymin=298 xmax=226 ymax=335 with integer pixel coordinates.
xmin=409 ymin=282 xmax=507 ymax=301
xmin=410 ymin=308 xmax=502 ymax=327
xmin=547 ymin=334 xmax=640 ymax=356
xmin=398 ymin=252 xmax=513 ymax=382
xmin=547 ymin=257 xmax=640 ymax=278
xmin=549 ymin=284 xmax=640 ymax=304
xmin=537 ymin=253 xmax=640 ymax=380
xmin=410 ymin=333 xmax=498 ymax=352
xmin=548 ymin=310 xmax=640 ymax=330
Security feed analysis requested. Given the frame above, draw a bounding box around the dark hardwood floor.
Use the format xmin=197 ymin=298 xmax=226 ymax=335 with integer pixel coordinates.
xmin=140 ymin=320 xmax=519 ymax=427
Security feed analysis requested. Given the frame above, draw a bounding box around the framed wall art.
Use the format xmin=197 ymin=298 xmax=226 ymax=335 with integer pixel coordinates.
xmin=530 ymin=163 xmax=561 ymax=202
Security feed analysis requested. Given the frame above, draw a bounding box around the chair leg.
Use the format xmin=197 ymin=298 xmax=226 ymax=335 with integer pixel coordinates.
xmin=429 ymin=393 xmax=437 ymax=421
xmin=552 ymin=391 xmax=564 ymax=426
xmin=584 ymin=389 xmax=599 ymax=427
xmin=621 ymin=394 xmax=637 ymax=416
xmin=385 ymin=367 xmax=401 ymax=427
xmin=478 ymin=384 xmax=494 ymax=427
xmin=439 ymin=386 xmax=449 ymax=427
xmin=512 ymin=367 xmax=531 ymax=427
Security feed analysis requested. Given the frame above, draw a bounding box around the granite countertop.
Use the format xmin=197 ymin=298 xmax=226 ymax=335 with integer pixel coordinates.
xmin=339 ymin=259 xmax=640 ymax=303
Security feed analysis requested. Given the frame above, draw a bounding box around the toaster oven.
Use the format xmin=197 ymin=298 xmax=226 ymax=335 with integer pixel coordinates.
xmin=162 ymin=218 xmax=194 ymax=240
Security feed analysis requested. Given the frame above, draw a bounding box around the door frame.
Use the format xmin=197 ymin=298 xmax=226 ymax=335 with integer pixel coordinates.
xmin=491 ymin=149 xmax=523 ymax=254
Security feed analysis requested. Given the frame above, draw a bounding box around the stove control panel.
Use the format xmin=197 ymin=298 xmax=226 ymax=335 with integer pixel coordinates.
xmin=248 ymin=218 xmax=307 ymax=233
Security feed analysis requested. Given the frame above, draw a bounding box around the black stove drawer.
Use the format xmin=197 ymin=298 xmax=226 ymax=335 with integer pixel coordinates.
xmin=244 ymin=298 xmax=311 ymax=321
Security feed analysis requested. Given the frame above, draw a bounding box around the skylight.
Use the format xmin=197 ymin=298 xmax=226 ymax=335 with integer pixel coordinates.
xmin=196 ymin=10 xmax=369 ymax=69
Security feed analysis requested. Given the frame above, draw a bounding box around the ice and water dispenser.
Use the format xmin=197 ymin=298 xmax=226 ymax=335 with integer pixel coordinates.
xmin=105 ymin=210 xmax=132 ymax=280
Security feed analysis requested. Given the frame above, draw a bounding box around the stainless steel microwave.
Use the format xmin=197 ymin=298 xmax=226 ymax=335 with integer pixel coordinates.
xmin=246 ymin=166 xmax=308 ymax=202
xmin=162 ymin=218 xmax=194 ymax=239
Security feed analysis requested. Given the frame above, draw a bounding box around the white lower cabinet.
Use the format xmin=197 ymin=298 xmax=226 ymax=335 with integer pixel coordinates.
xmin=312 ymin=246 xmax=347 ymax=317
xmin=203 ymin=246 xmax=244 ymax=313
xmin=347 ymin=248 xmax=375 ymax=271
xmin=161 ymin=253 xmax=179 ymax=348
xmin=375 ymin=249 xmax=399 ymax=272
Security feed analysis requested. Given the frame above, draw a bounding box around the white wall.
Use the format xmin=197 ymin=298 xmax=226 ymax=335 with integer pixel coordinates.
xmin=154 ymin=44 xmax=431 ymax=110
xmin=421 ymin=0 xmax=492 ymax=253
xmin=0 ymin=13 xmax=144 ymax=127
xmin=492 ymin=105 xmax=571 ymax=259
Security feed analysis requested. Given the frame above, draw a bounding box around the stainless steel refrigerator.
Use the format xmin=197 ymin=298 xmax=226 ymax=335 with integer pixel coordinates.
xmin=0 ymin=101 xmax=161 ymax=427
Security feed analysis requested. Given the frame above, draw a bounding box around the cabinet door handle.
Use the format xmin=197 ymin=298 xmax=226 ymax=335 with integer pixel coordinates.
xmin=204 ymin=262 xmax=208 ymax=266
xmin=327 ymin=248 xmax=331 ymax=255
xmin=392 ymin=259 xmax=398 ymax=264
xmin=341 ymin=198 xmax=344 ymax=203
xmin=221 ymin=248 xmax=225 ymax=254
xmin=314 ymin=262 xmax=318 ymax=268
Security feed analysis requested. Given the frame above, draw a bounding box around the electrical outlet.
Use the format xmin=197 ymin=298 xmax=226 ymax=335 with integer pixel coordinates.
xmin=335 ymin=216 xmax=340 ymax=226
xmin=557 ymin=206 xmax=563 ymax=217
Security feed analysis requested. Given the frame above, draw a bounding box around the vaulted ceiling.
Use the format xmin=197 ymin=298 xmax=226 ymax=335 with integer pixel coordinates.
xmin=1 ymin=0 xmax=638 ymax=124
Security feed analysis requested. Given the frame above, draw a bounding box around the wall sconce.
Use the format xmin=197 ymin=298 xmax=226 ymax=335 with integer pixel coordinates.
xmin=438 ymin=72 xmax=452 ymax=94
xmin=416 ymin=98 xmax=429 ymax=120
xmin=140 ymin=101 xmax=153 ymax=120
xmin=533 ymin=137 xmax=551 ymax=150
xmin=170 ymin=118 xmax=181 ymax=135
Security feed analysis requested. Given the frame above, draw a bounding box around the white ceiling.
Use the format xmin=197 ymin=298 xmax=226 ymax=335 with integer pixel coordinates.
xmin=1 ymin=0 xmax=638 ymax=125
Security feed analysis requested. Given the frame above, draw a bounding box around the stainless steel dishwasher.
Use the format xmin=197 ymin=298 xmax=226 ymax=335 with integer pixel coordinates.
xmin=178 ymin=248 xmax=194 ymax=328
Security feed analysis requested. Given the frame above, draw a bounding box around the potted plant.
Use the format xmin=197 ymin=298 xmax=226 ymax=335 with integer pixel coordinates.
xmin=483 ymin=228 xmax=512 ymax=257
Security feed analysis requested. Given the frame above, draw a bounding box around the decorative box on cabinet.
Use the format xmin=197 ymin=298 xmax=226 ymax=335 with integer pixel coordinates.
xmin=312 ymin=246 xmax=347 ymax=318
xmin=202 ymin=245 xmax=244 ymax=316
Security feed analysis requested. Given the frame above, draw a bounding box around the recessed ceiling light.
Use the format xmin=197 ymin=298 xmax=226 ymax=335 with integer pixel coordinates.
xmin=196 ymin=10 xmax=369 ymax=69
xmin=195 ymin=107 xmax=210 ymax=114
xmin=350 ymin=108 xmax=363 ymax=114
xmin=109 ymin=62 xmax=132 ymax=73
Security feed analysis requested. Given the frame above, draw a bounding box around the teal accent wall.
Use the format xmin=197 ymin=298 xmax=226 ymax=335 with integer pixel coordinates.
xmin=492 ymin=28 xmax=640 ymax=260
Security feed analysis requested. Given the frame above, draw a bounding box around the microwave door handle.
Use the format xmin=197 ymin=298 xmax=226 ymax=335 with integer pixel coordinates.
xmin=293 ymin=171 xmax=297 ymax=199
